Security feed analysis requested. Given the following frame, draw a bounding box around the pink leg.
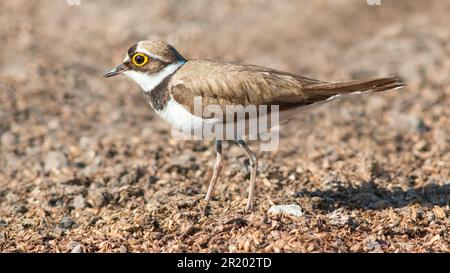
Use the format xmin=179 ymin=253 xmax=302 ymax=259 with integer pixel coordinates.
xmin=205 ymin=140 xmax=223 ymax=202
xmin=236 ymin=139 xmax=258 ymax=212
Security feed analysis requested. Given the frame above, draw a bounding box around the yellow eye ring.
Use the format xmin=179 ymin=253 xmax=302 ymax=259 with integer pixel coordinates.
xmin=132 ymin=53 xmax=149 ymax=67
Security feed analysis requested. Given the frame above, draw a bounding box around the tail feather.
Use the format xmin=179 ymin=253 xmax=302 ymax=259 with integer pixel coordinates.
xmin=278 ymin=76 xmax=405 ymax=120
xmin=304 ymin=76 xmax=405 ymax=96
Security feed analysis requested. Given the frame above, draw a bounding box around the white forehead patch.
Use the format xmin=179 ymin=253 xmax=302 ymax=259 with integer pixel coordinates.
xmin=123 ymin=54 xmax=130 ymax=62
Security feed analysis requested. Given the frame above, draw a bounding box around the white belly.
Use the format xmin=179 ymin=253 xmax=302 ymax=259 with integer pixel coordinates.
xmin=153 ymin=97 xmax=281 ymax=141
xmin=154 ymin=97 xmax=219 ymax=137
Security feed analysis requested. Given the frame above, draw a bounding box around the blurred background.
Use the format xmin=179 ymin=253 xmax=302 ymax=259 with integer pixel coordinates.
xmin=0 ymin=0 xmax=448 ymax=252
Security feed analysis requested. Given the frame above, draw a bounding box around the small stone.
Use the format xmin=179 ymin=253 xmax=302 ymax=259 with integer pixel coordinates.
xmin=322 ymin=175 xmax=343 ymax=191
xmin=80 ymin=165 xmax=98 ymax=177
xmin=48 ymin=118 xmax=60 ymax=130
xmin=391 ymin=113 xmax=430 ymax=134
xmin=21 ymin=219 xmax=34 ymax=228
xmin=367 ymin=240 xmax=382 ymax=253
xmin=54 ymin=227 xmax=64 ymax=236
xmin=72 ymin=195 xmax=86 ymax=209
xmin=268 ymin=204 xmax=303 ymax=217
xmin=44 ymin=151 xmax=67 ymax=173
xmin=119 ymin=245 xmax=127 ymax=253
xmin=0 ymin=132 xmax=15 ymax=147
xmin=60 ymin=216 xmax=75 ymax=229
xmin=119 ymin=168 xmax=144 ymax=185
xmin=228 ymin=244 xmax=238 ymax=252
xmin=88 ymin=189 xmax=111 ymax=208
xmin=147 ymin=175 xmax=159 ymax=185
xmin=327 ymin=209 xmax=350 ymax=226
xmin=79 ymin=137 xmax=94 ymax=149
xmin=433 ymin=206 xmax=446 ymax=219
xmin=16 ymin=205 xmax=28 ymax=214
xmin=68 ymin=242 xmax=82 ymax=253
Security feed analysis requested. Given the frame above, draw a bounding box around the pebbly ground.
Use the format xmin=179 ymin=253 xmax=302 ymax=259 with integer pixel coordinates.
xmin=0 ymin=0 xmax=448 ymax=252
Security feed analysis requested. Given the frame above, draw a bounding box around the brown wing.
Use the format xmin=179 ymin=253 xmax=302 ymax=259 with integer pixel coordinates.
xmin=169 ymin=60 xmax=404 ymax=118
xmin=169 ymin=60 xmax=323 ymax=117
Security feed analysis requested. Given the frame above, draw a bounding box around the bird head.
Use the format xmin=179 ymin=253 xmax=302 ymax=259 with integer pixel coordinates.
xmin=104 ymin=40 xmax=185 ymax=92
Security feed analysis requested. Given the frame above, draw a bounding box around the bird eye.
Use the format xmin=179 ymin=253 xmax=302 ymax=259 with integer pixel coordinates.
xmin=132 ymin=53 xmax=149 ymax=67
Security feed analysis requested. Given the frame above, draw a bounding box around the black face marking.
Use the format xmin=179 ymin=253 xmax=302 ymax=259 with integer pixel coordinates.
xmin=167 ymin=44 xmax=185 ymax=62
xmin=128 ymin=44 xmax=138 ymax=57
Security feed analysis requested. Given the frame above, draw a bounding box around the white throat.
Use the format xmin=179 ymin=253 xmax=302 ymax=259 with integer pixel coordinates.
xmin=124 ymin=61 xmax=184 ymax=93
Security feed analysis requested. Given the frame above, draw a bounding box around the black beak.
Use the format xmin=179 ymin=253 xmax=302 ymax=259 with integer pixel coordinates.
xmin=104 ymin=64 xmax=126 ymax=78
